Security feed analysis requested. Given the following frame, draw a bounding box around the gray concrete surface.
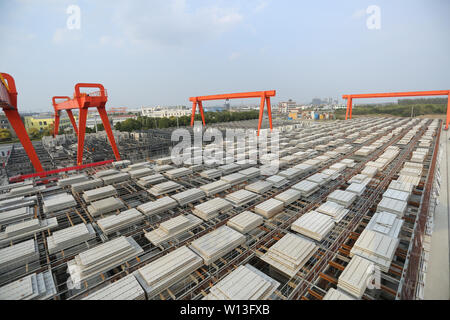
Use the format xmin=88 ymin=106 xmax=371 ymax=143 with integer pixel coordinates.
xmin=424 ymin=128 xmax=450 ymax=300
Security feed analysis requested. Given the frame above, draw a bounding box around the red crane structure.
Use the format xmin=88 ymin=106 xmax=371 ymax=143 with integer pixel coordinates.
xmin=0 ymin=72 xmax=44 ymax=173
xmin=190 ymin=90 xmax=276 ymax=136
xmin=52 ymin=96 xmax=78 ymax=136
xmin=52 ymin=83 xmax=121 ymax=165
xmin=342 ymin=90 xmax=450 ymax=130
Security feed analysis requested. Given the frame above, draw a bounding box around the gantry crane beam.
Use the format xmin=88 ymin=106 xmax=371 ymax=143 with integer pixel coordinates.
xmin=0 ymin=73 xmax=44 ymax=173
xmin=53 ymin=83 xmax=120 ymax=165
xmin=52 ymin=96 xmax=78 ymax=136
xmin=189 ymin=90 xmax=276 ymax=136
xmin=342 ymin=90 xmax=450 ymax=130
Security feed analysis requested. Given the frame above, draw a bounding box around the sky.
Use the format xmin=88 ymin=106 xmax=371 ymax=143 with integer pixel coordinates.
xmin=1 ymin=0 xmax=449 ymax=112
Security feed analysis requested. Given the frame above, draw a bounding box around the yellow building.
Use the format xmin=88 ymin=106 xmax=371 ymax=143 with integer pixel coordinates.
xmin=24 ymin=115 xmax=77 ymax=133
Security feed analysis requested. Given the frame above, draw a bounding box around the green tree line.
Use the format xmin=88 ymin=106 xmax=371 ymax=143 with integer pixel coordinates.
xmin=335 ymin=103 xmax=447 ymax=119
xmin=114 ymin=110 xmax=260 ymax=132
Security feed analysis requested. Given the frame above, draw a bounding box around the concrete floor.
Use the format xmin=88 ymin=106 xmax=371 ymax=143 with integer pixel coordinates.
xmin=424 ymin=127 xmax=450 ymax=300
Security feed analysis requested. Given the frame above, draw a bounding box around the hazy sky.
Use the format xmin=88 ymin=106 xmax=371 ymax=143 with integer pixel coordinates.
xmin=1 ymin=0 xmax=449 ymax=112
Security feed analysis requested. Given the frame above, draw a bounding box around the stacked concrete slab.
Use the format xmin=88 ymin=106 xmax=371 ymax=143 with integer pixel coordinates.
xmin=148 ymin=181 xmax=182 ymax=196
xmin=145 ymin=214 xmax=203 ymax=246
xmin=101 ymin=172 xmax=130 ymax=185
xmin=316 ymin=201 xmax=349 ymax=223
xmin=227 ymin=211 xmax=263 ymax=234
xmin=43 ymin=193 xmax=77 ymax=214
xmin=192 ymin=198 xmax=233 ymax=221
xmin=292 ymin=180 xmax=320 ymax=197
xmin=67 ymin=236 xmax=143 ymax=283
xmin=366 ymin=211 xmax=403 ymax=238
xmin=82 ymin=274 xmax=145 ymax=300
xmin=200 ymin=180 xmax=231 ymax=196
xmin=200 ymin=169 xmax=222 ymax=179
xmin=129 ymin=167 xmax=153 ymax=179
xmin=0 ymin=218 xmax=58 ymax=244
xmin=97 ymin=209 xmax=144 ymax=235
xmin=58 ymin=174 xmax=88 ymax=187
xmin=87 ymin=197 xmax=125 ymax=217
xmin=71 ymin=179 xmax=103 ymax=193
xmin=221 ymin=173 xmax=247 ymax=186
xmin=94 ymin=169 xmax=119 ymax=178
xmin=260 ymin=233 xmax=317 ymax=277
xmin=137 ymin=196 xmax=177 ymax=216
xmin=254 ymin=198 xmax=284 ymax=219
xmin=266 ymin=175 xmax=288 ymax=188
xmin=291 ymin=210 xmax=335 ymax=241
xmin=337 ymin=255 xmax=375 ymax=298
xmin=322 ymin=288 xmax=355 ymax=300
xmin=136 ymin=174 xmax=166 ymax=188
xmin=245 ymin=180 xmax=273 ymax=194
xmin=327 ymin=190 xmax=357 ymax=208
xmin=164 ymin=167 xmax=192 ymax=179
xmin=134 ymin=246 xmax=203 ymax=298
xmin=46 ymin=223 xmax=96 ymax=254
xmin=83 ymin=185 xmax=117 ymax=203
xmin=0 ymin=207 xmax=34 ymax=225
xmin=225 ymin=189 xmax=260 ymax=207
xmin=203 ymin=264 xmax=279 ymax=300
xmin=171 ymin=188 xmax=206 ymax=206
xmin=274 ymin=188 xmax=301 ymax=205
xmin=0 ymin=239 xmax=39 ymax=272
xmin=190 ymin=226 xmax=245 ymax=265
xmin=0 ymin=271 xmax=56 ymax=300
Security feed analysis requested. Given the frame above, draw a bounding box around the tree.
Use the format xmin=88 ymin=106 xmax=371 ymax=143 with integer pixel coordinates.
xmin=27 ymin=128 xmax=41 ymax=139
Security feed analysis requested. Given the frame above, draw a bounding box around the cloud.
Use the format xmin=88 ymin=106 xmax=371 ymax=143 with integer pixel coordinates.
xmin=254 ymin=0 xmax=269 ymax=13
xmin=111 ymin=0 xmax=243 ymax=49
xmin=229 ymin=52 xmax=241 ymax=61
xmin=52 ymin=28 xmax=81 ymax=45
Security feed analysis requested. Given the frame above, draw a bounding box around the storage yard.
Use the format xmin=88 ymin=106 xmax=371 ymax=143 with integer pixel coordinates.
xmin=0 ymin=116 xmax=447 ymax=301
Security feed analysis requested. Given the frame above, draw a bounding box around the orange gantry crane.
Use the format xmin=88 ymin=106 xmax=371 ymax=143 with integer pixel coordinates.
xmin=52 ymin=83 xmax=121 ymax=165
xmin=0 ymin=72 xmax=44 ymax=173
xmin=52 ymin=96 xmax=78 ymax=136
xmin=342 ymin=90 xmax=450 ymax=130
xmin=190 ymin=90 xmax=276 ymax=136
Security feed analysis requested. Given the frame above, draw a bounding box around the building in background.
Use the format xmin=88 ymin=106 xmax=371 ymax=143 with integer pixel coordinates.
xmin=24 ymin=114 xmax=78 ymax=133
xmin=140 ymin=106 xmax=190 ymax=118
xmin=0 ymin=114 xmax=18 ymax=138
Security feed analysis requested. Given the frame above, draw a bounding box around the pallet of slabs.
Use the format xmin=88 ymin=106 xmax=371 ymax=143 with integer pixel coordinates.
xmin=346 ymin=182 xmax=367 ymax=196
xmin=382 ymin=188 xmax=410 ymax=202
xmin=58 ymin=174 xmax=88 ymax=187
xmin=67 ymin=236 xmax=143 ymax=283
xmin=0 ymin=239 xmax=39 ymax=273
xmin=321 ymin=169 xmax=340 ymax=180
xmin=292 ymin=180 xmax=320 ymax=197
xmin=171 ymin=188 xmax=206 ymax=206
xmin=203 ymin=264 xmax=280 ymax=300
xmin=199 ymin=169 xmax=222 ymax=179
xmin=260 ymin=233 xmax=317 ymax=277
xmin=254 ymin=198 xmax=284 ymax=219
xmin=200 ymin=180 xmax=231 ymax=196
xmin=164 ymin=167 xmax=192 ymax=179
xmin=294 ymin=163 xmax=314 ymax=174
xmin=0 ymin=218 xmax=58 ymax=244
xmin=101 ymin=172 xmax=130 ymax=185
xmin=225 ymin=189 xmax=260 ymax=207
xmin=221 ymin=173 xmax=247 ymax=186
xmin=153 ymin=164 xmax=174 ymax=173
xmin=348 ymin=174 xmax=371 ymax=185
xmin=0 ymin=207 xmax=34 ymax=225
xmin=192 ymin=198 xmax=233 ymax=221
xmin=350 ymin=228 xmax=399 ymax=272
xmin=94 ymin=169 xmax=119 ymax=179
xmin=43 ymin=193 xmax=77 ymax=214
xmin=238 ymin=167 xmax=260 ymax=179
xmin=388 ymin=180 xmax=414 ymax=194
xmin=291 ymin=210 xmax=335 ymax=242
xmin=278 ymin=168 xmax=302 ymax=180
xmin=399 ymin=167 xmax=422 ymax=177
xmin=87 ymin=197 xmax=125 ymax=217
xmin=274 ymin=188 xmax=301 ymax=205
xmin=148 ymin=181 xmax=183 ymax=196
xmin=82 ymin=185 xmax=117 ymax=203
xmin=327 ymin=190 xmax=357 ymax=208
xmin=129 ymin=167 xmax=153 ymax=179
xmin=137 ymin=196 xmax=177 ymax=216
xmin=71 ymin=179 xmax=104 ymax=193
xmin=46 ymin=223 xmax=96 ymax=254
xmin=322 ymin=288 xmax=355 ymax=300
xmin=136 ymin=173 xmax=166 ymax=188
xmin=245 ymin=180 xmax=273 ymax=194
xmin=329 ymin=163 xmax=347 ymax=173
xmin=376 ymin=197 xmax=407 ymax=217
xmin=337 ymin=255 xmax=375 ymax=299
xmin=366 ymin=211 xmax=403 ymax=238
xmin=134 ymin=246 xmax=203 ymax=298
xmin=189 ymin=226 xmax=246 ymax=265
xmin=2 ymin=185 xmax=39 ymax=198
xmin=266 ymin=175 xmax=288 ymax=188
xmin=218 ymin=163 xmax=241 ymax=175
xmin=82 ymin=274 xmax=145 ymax=300
xmin=227 ymin=211 xmax=263 ymax=234
xmin=0 ymin=271 xmax=56 ymax=300
xmin=96 ymin=208 xmax=144 ymax=235
xmin=145 ymin=214 xmax=203 ymax=246
xmin=306 ymin=173 xmax=330 ymax=186
xmin=397 ymin=175 xmax=421 ymax=186
xmin=361 ymin=166 xmax=378 ymax=178
xmin=112 ymin=160 xmax=131 ymax=169
xmin=403 ymin=161 xmax=423 ymax=171
xmin=0 ymin=196 xmax=36 ymax=213
xmin=155 ymin=156 xmax=172 ymax=165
